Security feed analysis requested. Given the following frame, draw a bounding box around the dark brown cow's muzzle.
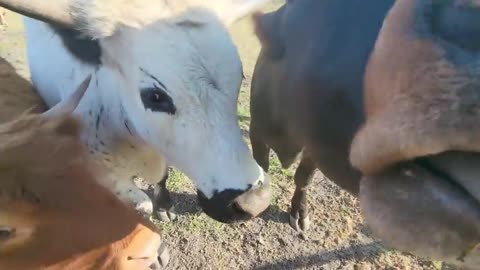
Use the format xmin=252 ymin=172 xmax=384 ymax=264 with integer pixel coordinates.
xmin=360 ymin=151 xmax=480 ymax=269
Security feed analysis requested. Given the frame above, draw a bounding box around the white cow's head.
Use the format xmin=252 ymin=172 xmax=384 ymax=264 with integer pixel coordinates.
xmin=102 ymin=3 xmax=271 ymax=223
xmin=3 ymin=0 xmax=271 ymax=223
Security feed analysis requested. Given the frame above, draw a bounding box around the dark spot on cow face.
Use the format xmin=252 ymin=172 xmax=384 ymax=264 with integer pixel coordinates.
xmin=96 ymin=106 xmax=104 ymax=131
xmin=140 ymin=87 xmax=176 ymax=115
xmin=176 ymin=20 xmax=205 ymax=28
xmin=49 ymin=26 xmax=101 ymax=66
xmin=124 ymin=121 xmax=134 ymax=136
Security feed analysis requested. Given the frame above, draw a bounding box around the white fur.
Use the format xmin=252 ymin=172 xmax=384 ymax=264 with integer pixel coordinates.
xmin=23 ymin=1 xmax=267 ymax=210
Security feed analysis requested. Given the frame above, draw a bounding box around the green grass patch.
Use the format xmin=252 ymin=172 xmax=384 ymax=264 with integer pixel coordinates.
xmin=166 ymin=168 xmax=189 ymax=193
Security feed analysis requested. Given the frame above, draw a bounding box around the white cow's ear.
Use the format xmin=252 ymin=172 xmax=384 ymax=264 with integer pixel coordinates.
xmin=207 ymin=0 xmax=272 ymax=26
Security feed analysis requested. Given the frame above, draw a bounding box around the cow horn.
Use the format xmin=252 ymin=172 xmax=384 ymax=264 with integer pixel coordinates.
xmin=0 ymin=0 xmax=75 ymax=28
xmin=42 ymin=75 xmax=92 ymax=119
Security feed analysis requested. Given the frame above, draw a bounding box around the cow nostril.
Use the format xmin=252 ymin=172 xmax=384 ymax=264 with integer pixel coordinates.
xmin=255 ymin=172 xmax=270 ymax=188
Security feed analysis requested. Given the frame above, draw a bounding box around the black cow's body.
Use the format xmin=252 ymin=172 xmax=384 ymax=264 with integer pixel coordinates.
xmin=250 ymin=0 xmax=394 ymax=230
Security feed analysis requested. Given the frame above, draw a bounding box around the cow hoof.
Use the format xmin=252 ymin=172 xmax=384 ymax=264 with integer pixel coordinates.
xmin=155 ymin=207 xmax=177 ymax=222
xmin=289 ymin=213 xmax=311 ymax=232
xmin=134 ymin=201 xmax=154 ymax=218
xmin=158 ymin=242 xmax=170 ymax=267
xmin=149 ymin=242 xmax=170 ymax=269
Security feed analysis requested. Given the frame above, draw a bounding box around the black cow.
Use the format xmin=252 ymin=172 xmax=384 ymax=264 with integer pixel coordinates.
xmin=251 ymin=0 xmax=480 ymax=268
xmin=251 ymin=0 xmax=394 ymax=230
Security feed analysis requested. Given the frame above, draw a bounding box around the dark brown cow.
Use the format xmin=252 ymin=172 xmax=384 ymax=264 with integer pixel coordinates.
xmin=252 ymin=0 xmax=480 ymax=268
xmin=250 ymin=0 xmax=394 ymax=231
xmin=0 ymin=71 xmax=169 ymax=269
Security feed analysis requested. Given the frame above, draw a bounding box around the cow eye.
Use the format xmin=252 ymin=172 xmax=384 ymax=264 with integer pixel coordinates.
xmin=140 ymin=88 xmax=176 ymax=115
xmin=0 ymin=226 xmax=15 ymax=241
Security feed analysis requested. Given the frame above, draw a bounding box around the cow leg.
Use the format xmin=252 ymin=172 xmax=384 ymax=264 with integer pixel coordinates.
xmin=110 ymin=177 xmax=154 ymax=218
xmin=251 ymin=134 xmax=271 ymax=172
xmin=153 ymin=169 xmax=177 ymax=222
xmin=290 ymin=157 xmax=316 ymax=232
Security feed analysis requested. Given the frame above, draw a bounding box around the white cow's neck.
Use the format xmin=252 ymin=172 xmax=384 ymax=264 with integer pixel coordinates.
xmin=76 ymin=71 xmax=131 ymax=146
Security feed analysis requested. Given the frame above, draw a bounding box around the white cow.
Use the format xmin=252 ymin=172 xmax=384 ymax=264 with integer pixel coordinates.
xmin=10 ymin=0 xmax=272 ymax=223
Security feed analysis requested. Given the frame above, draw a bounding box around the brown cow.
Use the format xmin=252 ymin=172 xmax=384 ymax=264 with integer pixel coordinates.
xmin=0 ymin=70 xmax=169 ymax=269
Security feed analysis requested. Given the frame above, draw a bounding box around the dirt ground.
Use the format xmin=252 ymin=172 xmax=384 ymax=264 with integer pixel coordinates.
xmin=0 ymin=3 xmax=454 ymax=270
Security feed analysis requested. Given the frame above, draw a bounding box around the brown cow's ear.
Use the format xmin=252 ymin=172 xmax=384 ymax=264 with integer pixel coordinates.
xmin=253 ymin=11 xmax=285 ymax=60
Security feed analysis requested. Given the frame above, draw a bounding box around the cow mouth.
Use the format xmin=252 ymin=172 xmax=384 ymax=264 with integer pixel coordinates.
xmin=359 ymin=151 xmax=480 ymax=269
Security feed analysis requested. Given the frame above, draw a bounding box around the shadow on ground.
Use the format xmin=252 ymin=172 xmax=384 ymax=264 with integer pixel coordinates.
xmin=252 ymin=243 xmax=383 ymax=270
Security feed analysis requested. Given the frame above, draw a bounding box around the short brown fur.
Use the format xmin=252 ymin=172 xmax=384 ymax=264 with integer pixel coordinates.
xmin=0 ymin=58 xmax=164 ymax=269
